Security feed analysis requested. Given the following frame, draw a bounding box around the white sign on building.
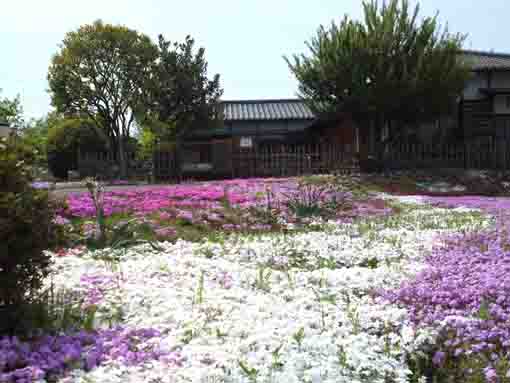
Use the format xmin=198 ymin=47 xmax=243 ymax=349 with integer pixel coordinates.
xmin=240 ymin=137 xmax=253 ymax=148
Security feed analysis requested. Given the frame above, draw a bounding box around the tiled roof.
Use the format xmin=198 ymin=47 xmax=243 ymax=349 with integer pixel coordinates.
xmin=461 ymin=50 xmax=510 ymax=71
xmin=221 ymin=99 xmax=315 ymax=121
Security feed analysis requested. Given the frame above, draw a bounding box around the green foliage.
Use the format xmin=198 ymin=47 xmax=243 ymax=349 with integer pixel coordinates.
xmin=238 ymin=360 xmax=259 ymax=381
xmin=181 ymin=328 xmax=195 ymax=344
xmin=146 ymin=35 xmax=223 ymax=140
xmin=254 ymin=265 xmax=272 ymax=292
xmin=271 ymin=344 xmax=285 ymax=370
xmin=0 ymin=89 xmax=24 ymax=129
xmin=285 ymin=0 xmax=470 ymax=142
xmin=477 ymin=299 xmax=491 ymax=321
xmin=47 ymin=118 xmax=107 ymax=153
xmin=18 ymin=117 xmax=51 ymax=168
xmin=0 ymin=91 xmax=50 ymax=176
xmin=194 ymin=271 xmax=205 ymax=306
xmin=284 ymin=181 xmax=346 ymax=218
xmin=136 ymin=127 xmax=157 ymax=160
xmin=292 ymin=327 xmax=305 ymax=349
xmin=48 ymin=20 xmax=158 ymax=177
xmin=6 ymin=286 xmax=96 ymax=336
xmin=415 ymin=349 xmax=510 ymax=383
xmin=0 ymin=139 xmax=57 ymax=316
xmin=81 ymin=179 xmax=162 ymax=252
xmin=215 ymin=327 xmax=228 ymax=340
xmin=360 ymin=257 xmax=379 ymax=269
xmin=47 ymin=117 xmax=108 ymax=179
xmin=85 ymin=178 xmax=107 ymax=246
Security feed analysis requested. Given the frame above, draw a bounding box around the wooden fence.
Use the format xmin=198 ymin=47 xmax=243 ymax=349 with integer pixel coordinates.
xmin=85 ymin=140 xmax=510 ymax=182
xmin=153 ymin=149 xmax=179 ymax=181
xmin=78 ymin=150 xmax=148 ymax=179
xmin=152 ymin=143 xmax=358 ymax=181
xmin=231 ymin=143 xmax=358 ymax=178
xmin=383 ymin=141 xmax=510 ymax=170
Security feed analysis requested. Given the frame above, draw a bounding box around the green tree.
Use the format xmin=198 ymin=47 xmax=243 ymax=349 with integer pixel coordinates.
xmin=0 ymin=90 xmax=24 ymax=129
xmin=18 ymin=118 xmax=48 ymax=169
xmin=285 ymin=0 xmax=470 ymax=153
xmin=48 ymin=20 xmax=158 ymax=177
xmin=147 ymin=35 xmax=223 ymax=140
xmin=136 ymin=126 xmax=157 ymax=160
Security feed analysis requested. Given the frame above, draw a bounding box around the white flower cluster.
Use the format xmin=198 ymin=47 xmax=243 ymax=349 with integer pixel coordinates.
xmin=50 ymin=201 xmax=490 ymax=383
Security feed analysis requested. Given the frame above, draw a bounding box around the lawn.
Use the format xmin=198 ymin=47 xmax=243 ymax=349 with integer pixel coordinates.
xmin=2 ymin=176 xmax=510 ymax=383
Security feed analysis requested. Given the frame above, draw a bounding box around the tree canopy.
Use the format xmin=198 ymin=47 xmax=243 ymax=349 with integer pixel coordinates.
xmin=48 ymin=20 xmax=158 ymax=177
xmin=146 ymin=35 xmax=223 ymax=140
xmin=0 ymin=90 xmax=23 ymax=129
xmin=285 ymin=0 xmax=470 ymax=143
xmin=47 ymin=20 xmax=222 ymax=176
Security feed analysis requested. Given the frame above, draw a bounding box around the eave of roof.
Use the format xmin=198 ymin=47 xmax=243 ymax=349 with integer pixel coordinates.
xmin=480 ymin=88 xmax=510 ymax=95
xmin=461 ymin=50 xmax=510 ymax=72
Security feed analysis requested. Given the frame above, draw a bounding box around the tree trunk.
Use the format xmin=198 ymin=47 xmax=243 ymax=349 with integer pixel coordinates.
xmin=118 ymin=137 xmax=128 ymax=179
xmin=374 ymin=113 xmax=385 ymax=160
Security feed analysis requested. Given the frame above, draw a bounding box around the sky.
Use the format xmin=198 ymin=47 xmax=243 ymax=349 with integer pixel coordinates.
xmin=1 ymin=0 xmax=510 ymax=119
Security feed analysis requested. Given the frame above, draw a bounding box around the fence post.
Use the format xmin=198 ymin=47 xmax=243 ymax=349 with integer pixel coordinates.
xmin=464 ymin=141 xmax=468 ymax=169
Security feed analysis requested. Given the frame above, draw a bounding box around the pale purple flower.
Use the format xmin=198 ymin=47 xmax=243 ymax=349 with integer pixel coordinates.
xmin=432 ymin=351 xmax=446 ymax=366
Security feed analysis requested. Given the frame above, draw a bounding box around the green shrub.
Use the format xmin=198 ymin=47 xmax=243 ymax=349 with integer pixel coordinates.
xmin=0 ymin=138 xmax=57 ymax=317
xmin=0 ymin=286 xmax=96 ymax=336
xmin=284 ymin=181 xmax=346 ymax=218
xmin=79 ymin=158 xmax=117 ymax=179
xmin=47 ymin=118 xmax=108 ymax=179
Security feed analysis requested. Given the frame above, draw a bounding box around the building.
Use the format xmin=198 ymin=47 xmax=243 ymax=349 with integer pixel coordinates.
xmin=0 ymin=121 xmax=10 ymax=138
xmin=178 ymin=99 xmax=330 ymax=176
xmin=344 ymin=50 xmax=510 ymax=156
xmin=460 ymin=50 xmax=510 ymax=142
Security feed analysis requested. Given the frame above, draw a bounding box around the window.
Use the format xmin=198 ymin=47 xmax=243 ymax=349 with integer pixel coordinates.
xmin=506 ymin=96 xmax=510 ymax=109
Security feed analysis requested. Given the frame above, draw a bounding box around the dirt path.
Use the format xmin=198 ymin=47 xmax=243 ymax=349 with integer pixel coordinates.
xmin=51 ymin=184 xmax=163 ymax=197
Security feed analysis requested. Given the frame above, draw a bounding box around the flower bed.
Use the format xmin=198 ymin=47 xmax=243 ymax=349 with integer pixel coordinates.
xmin=56 ymin=177 xmax=393 ymax=245
xmin=386 ymin=196 xmax=510 ymax=381
xmin=0 ymin=328 xmax=180 ymax=382
xmin=63 ymin=179 xmax=294 ymax=218
xmin=6 ymin=174 xmax=510 ymax=382
xmin=1 ymin=196 xmax=493 ymax=383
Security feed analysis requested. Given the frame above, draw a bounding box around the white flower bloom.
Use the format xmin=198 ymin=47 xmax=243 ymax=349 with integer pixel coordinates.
xmin=50 ymin=201 xmax=489 ymax=383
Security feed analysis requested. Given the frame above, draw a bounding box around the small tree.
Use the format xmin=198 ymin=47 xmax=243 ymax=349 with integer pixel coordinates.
xmin=48 ymin=20 xmax=158 ymax=177
xmin=285 ymin=0 xmax=470 ymax=153
xmin=0 ymin=89 xmax=24 ymax=130
xmin=0 ymin=139 xmax=56 ymax=315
